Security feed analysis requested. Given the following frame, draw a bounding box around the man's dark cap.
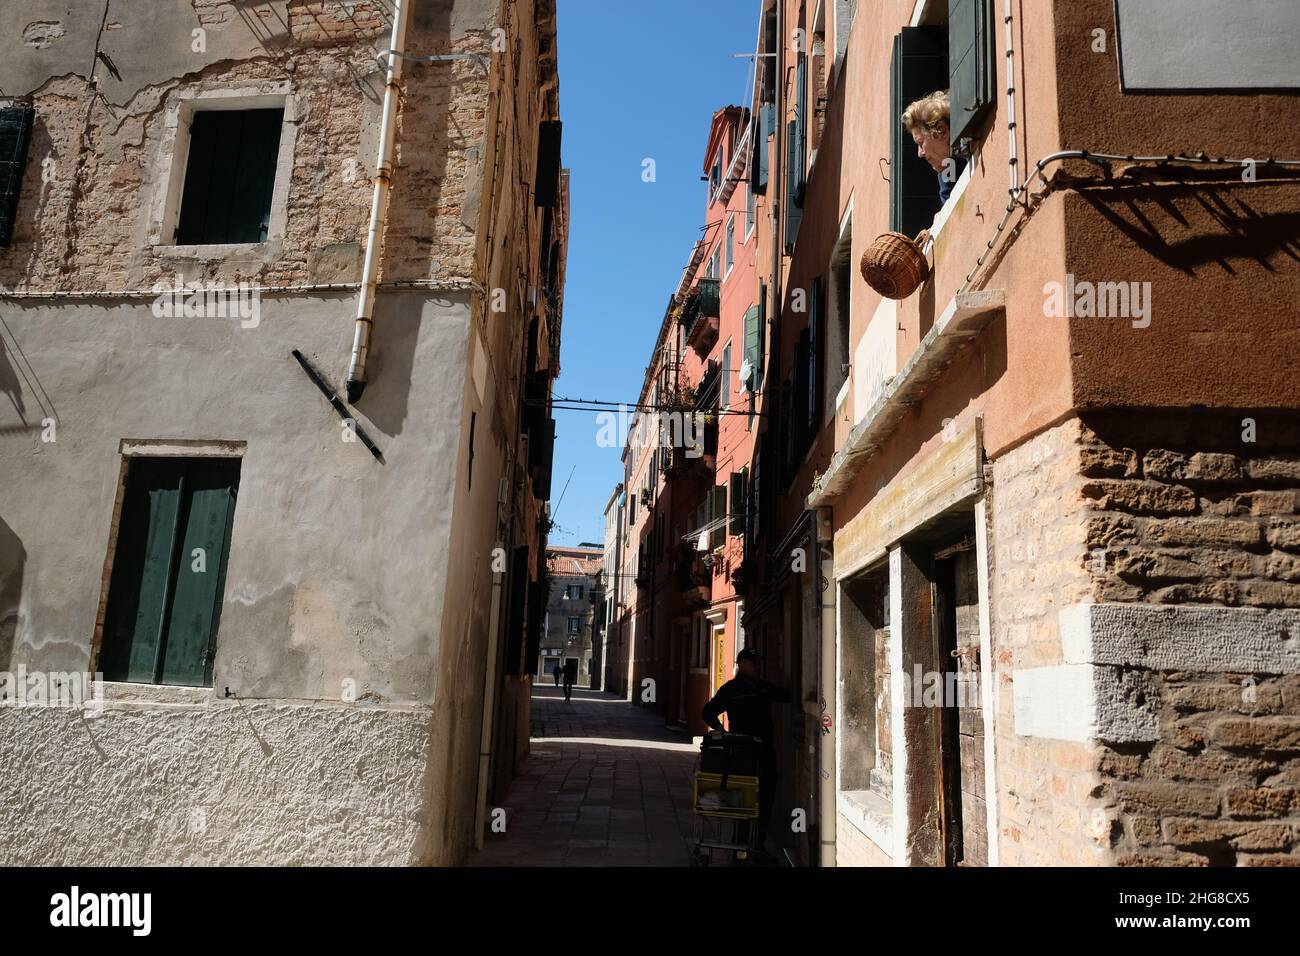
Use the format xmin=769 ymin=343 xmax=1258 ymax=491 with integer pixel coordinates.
xmin=736 ymin=649 xmax=765 ymax=663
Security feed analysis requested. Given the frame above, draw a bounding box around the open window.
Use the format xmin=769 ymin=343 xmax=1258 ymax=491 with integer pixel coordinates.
xmin=176 ymin=108 xmax=284 ymax=245
xmin=889 ymin=0 xmax=995 ymax=238
xmin=826 ymin=213 xmax=852 ymax=414
xmin=0 ymin=106 xmax=35 ymax=247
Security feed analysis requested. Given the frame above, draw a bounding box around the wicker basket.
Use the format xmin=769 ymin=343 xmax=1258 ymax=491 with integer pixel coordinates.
xmin=860 ymin=231 xmax=929 ymax=299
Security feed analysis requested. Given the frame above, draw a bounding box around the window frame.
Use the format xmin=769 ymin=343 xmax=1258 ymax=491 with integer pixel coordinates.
xmin=148 ymin=87 xmax=297 ymax=257
xmin=94 ymin=441 xmax=246 ymax=689
xmin=724 ymin=215 xmax=736 ymax=277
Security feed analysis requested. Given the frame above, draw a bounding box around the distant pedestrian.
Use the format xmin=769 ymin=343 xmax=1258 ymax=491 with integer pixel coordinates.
xmin=553 ymin=660 xmax=563 ymax=687
xmin=562 ymin=659 xmax=578 ymax=701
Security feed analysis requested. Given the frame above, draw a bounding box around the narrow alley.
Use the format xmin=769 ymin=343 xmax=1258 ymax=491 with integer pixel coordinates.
xmin=469 ymin=688 xmax=698 ymax=867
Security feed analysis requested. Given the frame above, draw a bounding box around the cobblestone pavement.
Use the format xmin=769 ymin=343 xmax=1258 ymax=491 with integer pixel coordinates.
xmin=468 ymin=686 xmax=699 ymax=867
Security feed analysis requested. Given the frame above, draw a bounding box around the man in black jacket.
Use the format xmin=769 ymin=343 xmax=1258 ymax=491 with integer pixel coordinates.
xmin=700 ymin=648 xmax=790 ymax=853
xmin=562 ymin=658 xmax=578 ymax=701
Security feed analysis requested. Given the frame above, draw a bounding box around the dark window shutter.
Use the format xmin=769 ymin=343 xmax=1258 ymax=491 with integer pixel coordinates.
xmin=710 ymin=484 xmax=727 ymax=550
xmin=751 ymin=102 xmax=775 ymax=196
xmin=809 ymin=277 xmax=825 ymax=430
xmin=793 ymin=329 xmax=811 ymax=460
xmin=762 ymin=12 xmax=778 ymax=102
xmin=947 ymin=0 xmax=995 ymax=153
xmin=535 ymin=120 xmax=563 ymax=207
xmin=533 ymin=418 xmax=556 ymax=499
xmin=890 ymin=28 xmax=947 ymax=238
xmin=101 ymin=458 xmax=239 ymax=687
xmin=784 ymin=120 xmax=802 ymax=253
xmin=0 ymin=106 xmax=36 ymax=246
xmin=728 ymin=472 xmax=746 ymax=536
xmin=795 ymin=56 xmax=808 ymax=192
xmin=504 ymin=546 xmax=529 ymax=675
xmin=176 ymin=109 xmax=283 ymax=245
xmin=159 ymin=460 xmax=239 ymax=686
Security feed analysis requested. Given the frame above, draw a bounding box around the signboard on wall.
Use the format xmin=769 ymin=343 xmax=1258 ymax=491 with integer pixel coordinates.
xmin=714 ymin=626 xmax=728 ymax=694
xmin=1115 ymin=0 xmax=1300 ymax=90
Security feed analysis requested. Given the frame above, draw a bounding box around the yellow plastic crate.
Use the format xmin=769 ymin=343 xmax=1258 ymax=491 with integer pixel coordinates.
xmin=693 ymin=771 xmax=760 ymax=819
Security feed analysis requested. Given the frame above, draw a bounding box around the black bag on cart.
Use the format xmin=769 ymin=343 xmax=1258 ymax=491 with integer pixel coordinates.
xmin=699 ymin=732 xmax=763 ymax=777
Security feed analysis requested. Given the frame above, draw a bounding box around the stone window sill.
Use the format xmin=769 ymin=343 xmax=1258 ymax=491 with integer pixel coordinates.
xmin=838 ymin=788 xmax=893 ymax=858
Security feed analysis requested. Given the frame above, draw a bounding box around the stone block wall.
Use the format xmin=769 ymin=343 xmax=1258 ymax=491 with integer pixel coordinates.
xmin=1078 ymin=411 xmax=1300 ymax=865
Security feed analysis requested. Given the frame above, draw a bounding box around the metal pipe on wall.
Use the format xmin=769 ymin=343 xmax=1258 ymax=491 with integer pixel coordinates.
xmin=816 ymin=507 xmax=837 ymax=867
xmin=346 ymin=0 xmax=411 ymax=404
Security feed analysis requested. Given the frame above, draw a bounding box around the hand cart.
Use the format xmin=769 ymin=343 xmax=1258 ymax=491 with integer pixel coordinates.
xmin=689 ymin=732 xmax=763 ymax=867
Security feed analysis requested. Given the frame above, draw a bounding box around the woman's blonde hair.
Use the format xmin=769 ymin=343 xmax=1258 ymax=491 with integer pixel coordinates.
xmin=902 ymin=90 xmax=951 ymax=136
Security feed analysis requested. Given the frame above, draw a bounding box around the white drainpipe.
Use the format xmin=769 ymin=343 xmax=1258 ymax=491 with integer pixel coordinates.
xmin=474 ymin=553 xmax=507 ymax=850
xmin=817 ymin=507 xmax=837 ymax=867
xmin=347 ymin=0 xmax=411 ymax=403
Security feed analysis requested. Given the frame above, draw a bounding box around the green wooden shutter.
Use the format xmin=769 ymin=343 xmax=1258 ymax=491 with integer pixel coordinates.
xmin=784 ymin=119 xmax=802 ymax=253
xmin=101 ymin=458 xmax=240 ymax=686
xmin=710 ymin=484 xmax=727 ymax=550
xmin=176 ymin=109 xmax=283 ymax=245
xmin=728 ymin=472 xmax=746 ymax=536
xmin=102 ymin=460 xmax=185 ymax=683
xmin=160 ymin=460 xmax=239 ymax=686
xmin=0 ymin=106 xmax=35 ymax=247
xmin=947 ymin=0 xmax=995 ymax=153
xmin=742 ymin=305 xmax=761 ymax=393
xmin=795 ymin=56 xmax=808 ymax=192
xmin=890 ymin=28 xmax=948 ymax=238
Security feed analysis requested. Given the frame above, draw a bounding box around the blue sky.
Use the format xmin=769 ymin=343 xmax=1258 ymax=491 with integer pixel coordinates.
xmin=549 ymin=0 xmax=761 ymax=546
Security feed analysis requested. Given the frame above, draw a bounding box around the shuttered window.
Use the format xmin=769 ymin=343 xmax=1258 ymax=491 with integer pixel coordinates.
xmin=728 ymin=472 xmax=747 ymax=536
xmin=535 ymin=120 xmax=563 ymax=208
xmin=795 ymin=55 xmax=808 ymax=193
xmin=947 ymin=0 xmax=995 ymax=153
xmin=709 ymin=484 xmax=727 ymax=551
xmin=889 ymin=28 xmax=947 ymax=239
xmin=752 ymin=102 xmax=775 ymax=196
xmin=742 ymin=304 xmax=762 ymax=393
xmin=783 ymin=54 xmax=810 ymax=254
xmin=809 ymin=276 xmax=825 ymax=430
xmin=175 ymin=109 xmax=283 ymax=245
xmin=100 ymin=457 xmax=240 ymax=687
xmin=0 ymin=106 xmax=35 ymax=247
xmin=784 ymin=119 xmax=802 ymax=253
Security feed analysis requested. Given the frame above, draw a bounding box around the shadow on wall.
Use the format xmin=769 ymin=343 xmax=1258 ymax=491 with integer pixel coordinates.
xmin=0 ymin=515 xmax=24 ymax=671
xmin=1077 ymin=176 xmax=1300 ymax=276
xmin=0 ymin=314 xmax=59 ymax=434
xmin=348 ymin=0 xmax=457 ymax=440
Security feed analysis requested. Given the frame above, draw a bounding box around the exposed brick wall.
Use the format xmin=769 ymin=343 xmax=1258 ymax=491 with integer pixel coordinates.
xmin=989 ymin=417 xmax=1105 ymax=865
xmin=0 ymin=6 xmax=489 ymax=293
xmin=1079 ymin=411 xmax=1300 ymax=865
xmin=836 ymin=814 xmax=891 ymax=866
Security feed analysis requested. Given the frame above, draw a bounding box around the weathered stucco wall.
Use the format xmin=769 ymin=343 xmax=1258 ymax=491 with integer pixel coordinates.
xmin=0 ymin=0 xmax=556 ymax=867
xmin=1 ymin=290 xmax=469 ymax=702
xmin=0 ymin=689 xmax=434 ymax=866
